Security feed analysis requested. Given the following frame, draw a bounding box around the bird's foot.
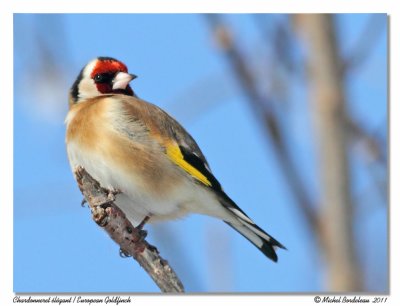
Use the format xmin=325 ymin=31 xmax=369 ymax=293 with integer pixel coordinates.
xmin=119 ymin=248 xmax=131 ymax=258
xmin=107 ymin=187 xmax=121 ymax=202
xmin=92 ymin=203 xmax=113 ymax=227
xmin=136 ymin=215 xmax=150 ymax=230
xmin=126 ymin=225 xmax=148 ymax=242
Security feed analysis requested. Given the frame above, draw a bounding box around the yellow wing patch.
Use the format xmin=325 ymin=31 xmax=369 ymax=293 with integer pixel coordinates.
xmin=166 ymin=144 xmax=212 ymax=187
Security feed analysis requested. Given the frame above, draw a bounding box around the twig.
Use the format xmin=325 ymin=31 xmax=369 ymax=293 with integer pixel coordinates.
xmin=346 ymin=116 xmax=387 ymax=165
xmin=74 ymin=166 xmax=184 ymax=293
xmin=341 ymin=14 xmax=387 ymax=73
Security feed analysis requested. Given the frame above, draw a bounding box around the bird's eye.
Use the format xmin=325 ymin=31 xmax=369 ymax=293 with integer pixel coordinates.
xmin=94 ymin=73 xmax=112 ymax=83
xmin=94 ymin=74 xmax=104 ymax=83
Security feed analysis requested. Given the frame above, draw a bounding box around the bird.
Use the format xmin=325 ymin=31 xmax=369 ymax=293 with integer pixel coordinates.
xmin=65 ymin=56 xmax=286 ymax=262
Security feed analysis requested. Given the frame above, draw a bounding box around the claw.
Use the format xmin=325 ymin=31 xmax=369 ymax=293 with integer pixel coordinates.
xmin=81 ymin=198 xmax=87 ymax=207
xmin=119 ymin=248 xmax=131 ymax=258
xmin=125 ymin=226 xmax=147 ymax=242
xmin=138 ymin=229 xmax=148 ymax=240
xmin=107 ymin=188 xmax=121 ymax=201
xmin=92 ymin=205 xmax=109 ymax=227
xmin=136 ymin=215 xmax=150 ymax=230
xmin=98 ymin=216 xmax=109 ymax=227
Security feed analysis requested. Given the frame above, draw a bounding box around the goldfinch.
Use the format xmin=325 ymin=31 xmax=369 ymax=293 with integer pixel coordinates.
xmin=66 ymin=57 xmax=285 ymax=262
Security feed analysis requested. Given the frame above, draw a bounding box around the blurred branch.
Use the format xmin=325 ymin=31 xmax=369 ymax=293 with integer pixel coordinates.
xmin=347 ymin=117 xmax=388 ymax=204
xmin=294 ymin=14 xmax=362 ymax=291
xmin=255 ymin=14 xmax=386 ymax=167
xmin=204 ymin=14 xmax=320 ymax=237
xmin=253 ymin=14 xmax=298 ymax=75
xmin=341 ymin=14 xmax=387 ymax=73
xmin=347 ymin=117 xmax=387 ymax=165
xmin=74 ymin=167 xmax=184 ymax=293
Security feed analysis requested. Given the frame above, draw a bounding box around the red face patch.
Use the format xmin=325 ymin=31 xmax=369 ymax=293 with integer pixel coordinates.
xmin=91 ymin=58 xmax=129 ymax=94
xmin=91 ymin=59 xmax=128 ymax=78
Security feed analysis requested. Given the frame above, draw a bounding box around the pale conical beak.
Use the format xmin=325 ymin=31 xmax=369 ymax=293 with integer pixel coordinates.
xmin=112 ymin=72 xmax=137 ymax=90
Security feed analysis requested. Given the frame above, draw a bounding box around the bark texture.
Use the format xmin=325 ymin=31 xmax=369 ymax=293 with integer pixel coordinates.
xmin=74 ymin=166 xmax=185 ymax=293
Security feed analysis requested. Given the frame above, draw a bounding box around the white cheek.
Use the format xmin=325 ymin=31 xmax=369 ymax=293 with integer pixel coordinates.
xmin=77 ymin=59 xmax=102 ymax=101
xmin=78 ymin=79 xmax=100 ymax=100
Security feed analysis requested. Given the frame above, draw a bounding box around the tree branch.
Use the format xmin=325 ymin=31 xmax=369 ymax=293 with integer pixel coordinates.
xmin=74 ymin=166 xmax=185 ymax=293
xmin=294 ymin=14 xmax=362 ymax=291
xmin=341 ymin=14 xmax=386 ymax=73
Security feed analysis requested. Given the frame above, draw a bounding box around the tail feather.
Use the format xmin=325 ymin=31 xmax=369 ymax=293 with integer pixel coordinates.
xmin=225 ymin=221 xmax=285 ymax=262
xmin=217 ymin=191 xmax=286 ymax=262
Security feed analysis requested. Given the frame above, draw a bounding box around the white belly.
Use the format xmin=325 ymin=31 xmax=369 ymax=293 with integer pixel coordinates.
xmin=66 ymin=141 xmax=225 ymax=227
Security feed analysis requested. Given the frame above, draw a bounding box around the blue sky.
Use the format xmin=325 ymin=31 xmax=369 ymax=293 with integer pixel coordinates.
xmin=13 ymin=14 xmax=387 ymax=293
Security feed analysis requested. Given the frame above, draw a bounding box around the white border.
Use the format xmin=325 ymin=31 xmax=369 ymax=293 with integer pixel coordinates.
xmin=0 ymin=4 xmax=14 ymax=305
xmin=1 ymin=1 xmax=397 ymax=305
xmin=3 ymin=0 xmax=395 ymax=13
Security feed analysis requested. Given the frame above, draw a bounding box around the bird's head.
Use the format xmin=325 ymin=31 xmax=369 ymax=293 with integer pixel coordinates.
xmin=69 ymin=57 xmax=137 ymax=105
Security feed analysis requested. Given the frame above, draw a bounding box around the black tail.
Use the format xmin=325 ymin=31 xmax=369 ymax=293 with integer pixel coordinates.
xmin=225 ymin=221 xmax=286 ymax=262
xmin=217 ymin=191 xmax=286 ymax=262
